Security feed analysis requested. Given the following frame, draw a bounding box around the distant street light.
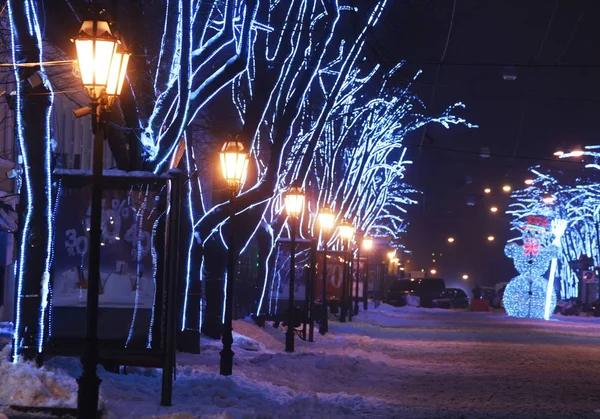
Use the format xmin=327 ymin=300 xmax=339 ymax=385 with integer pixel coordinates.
xmin=553 ymin=147 xmax=564 ymax=157
xmin=284 ymin=186 xmax=305 ymax=353
xmin=524 ymin=179 xmax=534 ymax=186
xmin=487 ymin=235 xmax=495 ymax=242
xmin=543 ymin=195 xmax=555 ymax=204
xmin=318 ymin=207 xmax=335 ymax=335
xmin=338 ymin=219 xmax=354 ymax=322
xmin=447 ymin=237 xmax=455 ymax=243
xmin=484 ymin=188 xmax=491 ymax=194
xmin=362 ymin=236 xmax=373 ymax=310
xmin=570 ymin=147 xmax=584 ymax=157
xmin=430 ymin=269 xmax=437 ymax=275
xmin=353 ymin=233 xmax=365 ymax=316
xmin=502 ymin=185 xmax=511 ymax=193
xmin=462 ymin=274 xmax=469 ymax=280
xmin=490 ymin=206 xmax=498 ymax=213
xmin=219 ymin=140 xmax=249 ymax=376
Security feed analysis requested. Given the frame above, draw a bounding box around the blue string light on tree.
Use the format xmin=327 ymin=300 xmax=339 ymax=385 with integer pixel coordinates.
xmin=503 ymin=216 xmax=558 ymax=319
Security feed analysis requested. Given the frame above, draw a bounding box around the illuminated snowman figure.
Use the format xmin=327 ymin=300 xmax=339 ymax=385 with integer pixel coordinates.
xmin=503 ymin=217 xmax=566 ymax=319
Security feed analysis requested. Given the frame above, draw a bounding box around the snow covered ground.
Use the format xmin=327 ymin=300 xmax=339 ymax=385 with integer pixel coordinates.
xmin=3 ymin=307 xmax=600 ymax=418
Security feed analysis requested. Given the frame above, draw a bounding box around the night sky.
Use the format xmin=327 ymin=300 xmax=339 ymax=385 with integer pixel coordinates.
xmin=362 ymin=0 xmax=600 ymax=288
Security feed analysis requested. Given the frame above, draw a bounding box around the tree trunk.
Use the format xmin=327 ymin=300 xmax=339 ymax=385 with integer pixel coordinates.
xmin=9 ymin=0 xmax=53 ymax=361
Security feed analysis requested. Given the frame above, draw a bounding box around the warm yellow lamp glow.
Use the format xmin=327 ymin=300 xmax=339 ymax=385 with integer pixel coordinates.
xmin=219 ymin=141 xmax=248 ymax=189
xmin=74 ymin=18 xmax=118 ymax=98
xmin=318 ymin=207 xmax=335 ymax=231
xmin=284 ymin=186 xmax=305 ymax=217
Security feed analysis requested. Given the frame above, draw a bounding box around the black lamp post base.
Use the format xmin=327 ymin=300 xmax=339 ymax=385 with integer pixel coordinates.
xmin=220 ymin=348 xmax=235 ymax=376
xmin=285 ymin=330 xmax=295 ymax=352
xmin=77 ymin=373 xmax=101 ymax=419
xmin=319 ymin=311 xmax=328 ymax=335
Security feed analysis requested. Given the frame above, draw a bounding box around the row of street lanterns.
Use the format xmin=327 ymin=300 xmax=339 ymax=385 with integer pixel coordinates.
xmin=217 ymin=141 xmax=377 ymax=366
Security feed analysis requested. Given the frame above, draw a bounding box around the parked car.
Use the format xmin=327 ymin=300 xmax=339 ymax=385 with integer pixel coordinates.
xmin=432 ymin=288 xmax=470 ymax=309
xmin=416 ymin=278 xmax=446 ymax=307
xmin=385 ymin=278 xmax=446 ymax=308
xmin=385 ymin=279 xmax=418 ymax=307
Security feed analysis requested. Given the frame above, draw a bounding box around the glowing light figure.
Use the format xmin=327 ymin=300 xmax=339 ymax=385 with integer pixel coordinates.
xmin=503 ymin=241 xmax=558 ymax=319
xmin=544 ymin=219 xmax=567 ymax=320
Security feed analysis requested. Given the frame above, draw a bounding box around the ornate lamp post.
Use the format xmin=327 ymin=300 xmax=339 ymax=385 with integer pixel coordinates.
xmin=219 ymin=140 xmax=249 ymax=375
xmin=338 ymin=219 xmax=353 ymax=322
xmin=362 ymin=236 xmax=373 ymax=310
xmin=73 ymin=11 xmax=130 ymax=419
xmin=353 ymin=232 xmax=363 ymax=316
xmin=284 ymin=186 xmax=305 ymax=352
xmin=318 ymin=207 xmax=335 ymax=335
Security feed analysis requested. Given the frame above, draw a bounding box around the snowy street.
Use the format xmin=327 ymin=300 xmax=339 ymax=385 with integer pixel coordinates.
xmin=3 ymin=306 xmax=600 ymax=418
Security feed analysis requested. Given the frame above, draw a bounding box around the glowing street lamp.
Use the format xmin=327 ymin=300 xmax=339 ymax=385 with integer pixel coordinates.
xmin=284 ymin=186 xmax=305 ymax=353
xmin=74 ymin=17 xmax=118 ymax=99
xmin=542 ymin=195 xmax=555 ymax=204
xmin=462 ymin=274 xmax=469 ymax=280
xmin=318 ymin=207 xmax=335 ymax=335
xmin=487 ymin=235 xmax=495 ymax=242
xmin=447 ymin=237 xmax=455 ymax=243
xmin=490 ymin=206 xmax=498 ymax=213
xmin=570 ymin=147 xmax=584 ymax=157
xmin=219 ymin=140 xmax=248 ymax=376
xmin=484 ymin=188 xmax=491 ymax=194
xmin=73 ymin=11 xmax=130 ymax=418
xmin=105 ymin=43 xmax=131 ymax=97
xmin=219 ymin=141 xmax=249 ymax=190
xmin=362 ymin=237 xmax=373 ymax=310
xmin=502 ymin=185 xmax=511 ymax=193
xmin=524 ymin=179 xmax=534 ymax=186
xmin=430 ymin=269 xmax=437 ymax=275
xmin=339 ymin=219 xmax=354 ymax=242
xmin=553 ymin=147 xmax=564 ymax=157
xmin=338 ymin=219 xmax=354 ymax=322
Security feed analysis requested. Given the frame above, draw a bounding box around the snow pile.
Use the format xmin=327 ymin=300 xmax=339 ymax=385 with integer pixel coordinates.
xmin=96 ymin=329 xmax=396 ymax=419
xmin=0 ymin=345 xmax=80 ymax=409
xmin=0 ymin=323 xmax=11 ymax=338
xmin=8 ymin=304 xmax=600 ymax=417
